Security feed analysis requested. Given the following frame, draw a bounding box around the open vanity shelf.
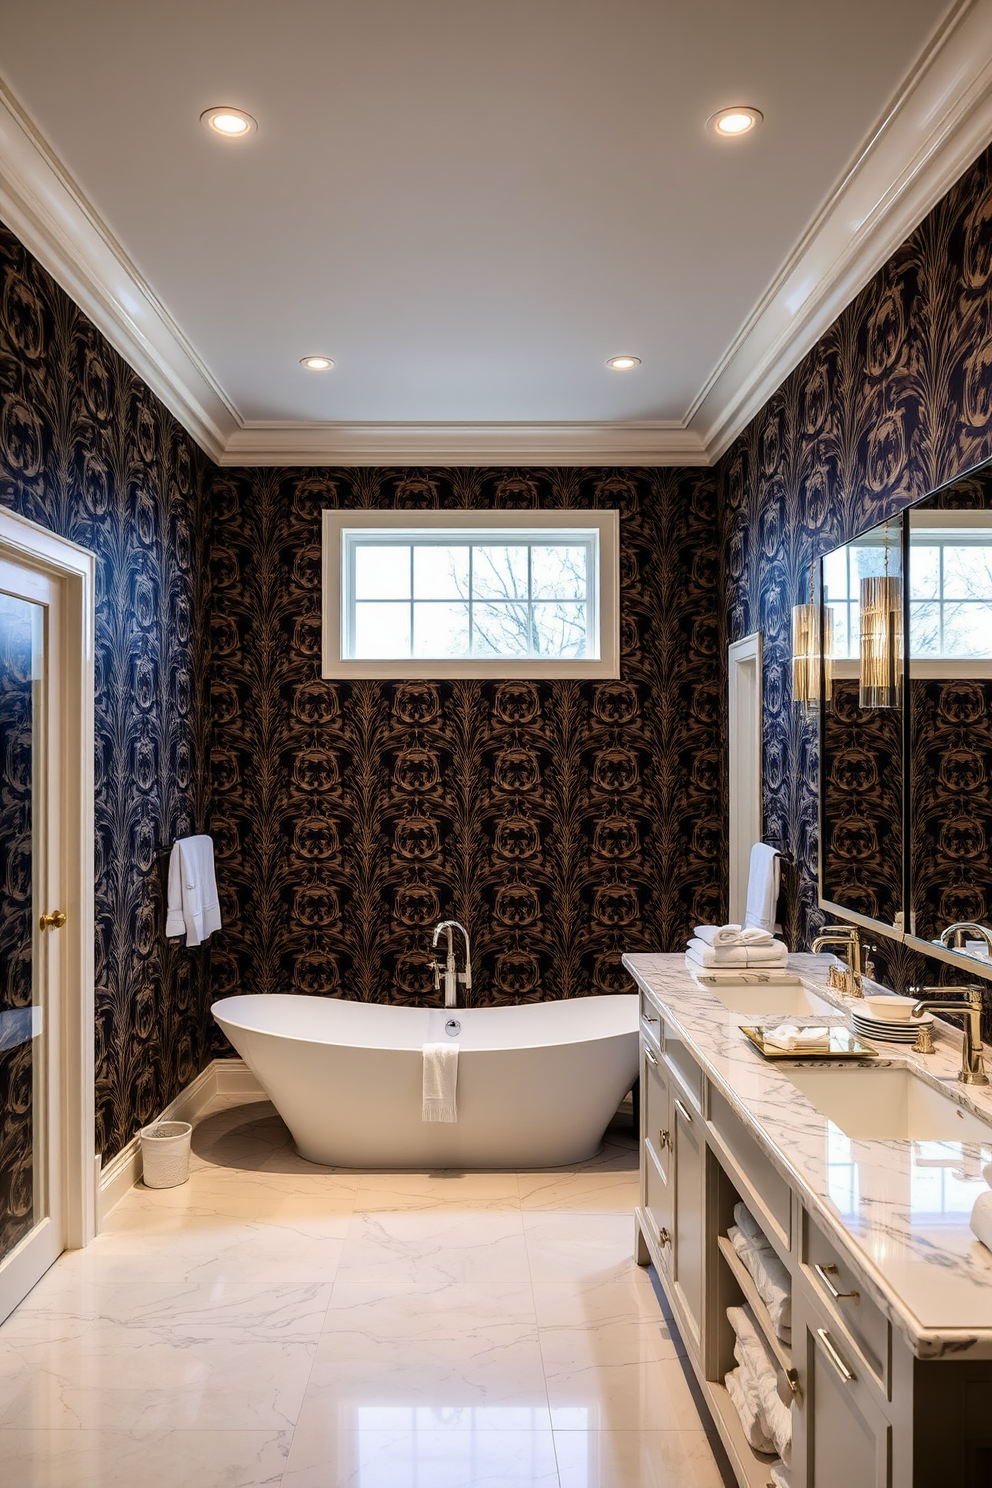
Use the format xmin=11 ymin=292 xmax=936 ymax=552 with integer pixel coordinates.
xmin=629 ymin=953 xmax=992 ymax=1488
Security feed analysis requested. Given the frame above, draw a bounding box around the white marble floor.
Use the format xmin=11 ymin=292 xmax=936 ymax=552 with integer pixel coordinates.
xmin=0 ymin=1095 xmax=732 ymax=1488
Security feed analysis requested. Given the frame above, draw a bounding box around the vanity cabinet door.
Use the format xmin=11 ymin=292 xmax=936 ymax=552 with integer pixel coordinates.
xmin=672 ymin=1079 xmax=705 ymax=1352
xmin=794 ymin=1283 xmax=891 ymax=1488
xmin=642 ymin=1042 xmax=673 ymax=1264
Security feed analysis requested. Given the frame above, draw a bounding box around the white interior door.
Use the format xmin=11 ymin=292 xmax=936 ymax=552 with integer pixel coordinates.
xmin=0 ymin=555 xmax=65 ymax=1323
xmin=728 ymin=633 xmax=763 ymax=926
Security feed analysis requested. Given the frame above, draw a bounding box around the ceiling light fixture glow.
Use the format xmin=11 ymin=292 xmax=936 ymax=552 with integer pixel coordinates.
xmin=707 ymin=106 xmax=763 ymax=138
xmin=300 ymin=355 xmax=334 ymax=371
xmin=200 ymin=106 xmax=257 ymax=138
xmin=606 ymin=356 xmax=641 ymax=371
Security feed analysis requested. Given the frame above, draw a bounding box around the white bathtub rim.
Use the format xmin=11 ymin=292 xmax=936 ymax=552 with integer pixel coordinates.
xmin=211 ymin=992 xmax=639 ymax=1055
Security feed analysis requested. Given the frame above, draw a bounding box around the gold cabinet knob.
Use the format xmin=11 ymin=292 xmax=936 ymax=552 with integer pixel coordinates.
xmin=39 ymin=910 xmax=67 ymax=931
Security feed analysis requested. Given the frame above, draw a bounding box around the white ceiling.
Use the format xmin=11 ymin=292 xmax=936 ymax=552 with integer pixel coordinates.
xmin=1 ymin=0 xmax=991 ymax=464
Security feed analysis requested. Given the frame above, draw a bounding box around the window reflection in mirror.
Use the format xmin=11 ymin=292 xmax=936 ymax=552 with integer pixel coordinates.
xmin=909 ymin=477 xmax=992 ymax=961
xmin=819 ymin=518 xmax=904 ymax=928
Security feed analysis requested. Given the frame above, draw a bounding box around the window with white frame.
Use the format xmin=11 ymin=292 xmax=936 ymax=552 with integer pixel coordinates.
xmin=824 ymin=512 xmax=992 ymax=667
xmin=322 ymin=510 xmax=619 ymax=679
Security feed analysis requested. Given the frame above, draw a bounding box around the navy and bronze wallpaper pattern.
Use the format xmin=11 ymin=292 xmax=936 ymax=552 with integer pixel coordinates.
xmin=721 ymin=141 xmax=992 ymax=1003
xmin=206 ymin=468 xmax=723 ymax=1015
xmin=0 ymin=221 xmax=213 ymax=1163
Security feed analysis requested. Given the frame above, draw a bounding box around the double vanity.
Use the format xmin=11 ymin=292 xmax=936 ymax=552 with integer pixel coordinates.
xmin=625 ymin=951 xmax=992 ymax=1488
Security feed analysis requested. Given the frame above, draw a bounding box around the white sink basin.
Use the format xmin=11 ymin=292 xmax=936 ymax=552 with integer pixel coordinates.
xmin=706 ymin=983 xmax=835 ymax=1017
xmin=783 ymin=1065 xmax=992 ymax=1142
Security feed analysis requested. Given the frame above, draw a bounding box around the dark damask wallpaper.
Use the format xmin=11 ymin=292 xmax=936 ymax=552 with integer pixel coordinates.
xmin=0 ymin=221 xmax=213 ymax=1162
xmin=821 ymin=679 xmax=903 ymax=926
xmin=206 ymin=468 xmax=723 ymax=1014
xmin=721 ymin=140 xmax=992 ymax=1007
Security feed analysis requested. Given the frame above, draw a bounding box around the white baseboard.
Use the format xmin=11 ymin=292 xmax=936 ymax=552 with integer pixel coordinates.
xmin=95 ymin=1059 xmax=262 ymax=1229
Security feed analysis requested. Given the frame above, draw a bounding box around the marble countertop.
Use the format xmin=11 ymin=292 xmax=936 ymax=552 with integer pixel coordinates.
xmin=623 ymin=951 xmax=992 ymax=1359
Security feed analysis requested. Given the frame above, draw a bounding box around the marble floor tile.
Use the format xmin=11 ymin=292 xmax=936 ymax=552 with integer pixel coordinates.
xmin=524 ymin=1212 xmax=660 ymax=1326
xmin=355 ymin=1170 xmax=522 ymax=1212
xmin=0 ymin=1089 xmax=731 ymax=1487
xmin=297 ymin=1340 xmax=552 ymax=1425
xmin=555 ymin=1428 xmax=730 ymax=1488
xmin=540 ymin=1319 xmax=698 ymax=1430
xmin=0 ymin=1327 xmax=320 ymax=1431
xmin=0 ymin=1427 xmax=291 ymax=1488
xmin=283 ymin=1415 xmax=560 ymax=1488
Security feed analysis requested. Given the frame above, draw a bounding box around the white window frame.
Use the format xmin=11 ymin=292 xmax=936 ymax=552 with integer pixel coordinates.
xmin=321 ymin=509 xmax=620 ymax=679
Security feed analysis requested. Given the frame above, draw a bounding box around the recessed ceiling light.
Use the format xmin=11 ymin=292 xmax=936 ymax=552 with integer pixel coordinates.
xmin=707 ymin=106 xmax=763 ymax=138
xmin=606 ymin=356 xmax=641 ymax=371
xmin=200 ymin=106 xmax=257 ymax=138
xmin=300 ymin=355 xmax=334 ymax=371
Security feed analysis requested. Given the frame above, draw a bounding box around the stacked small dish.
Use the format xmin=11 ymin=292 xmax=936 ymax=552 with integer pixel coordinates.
xmin=851 ymin=994 xmax=933 ymax=1044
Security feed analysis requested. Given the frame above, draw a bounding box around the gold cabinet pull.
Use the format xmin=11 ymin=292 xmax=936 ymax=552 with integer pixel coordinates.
xmin=657 ymin=1226 xmax=671 ymax=1246
xmin=814 ymin=1262 xmax=859 ymax=1301
xmin=39 ymin=910 xmax=67 ymax=931
xmin=816 ymin=1327 xmax=856 ymax=1382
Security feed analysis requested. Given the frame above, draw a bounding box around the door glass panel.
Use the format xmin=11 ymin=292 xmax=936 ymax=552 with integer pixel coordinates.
xmin=0 ymin=592 xmax=45 ymax=1264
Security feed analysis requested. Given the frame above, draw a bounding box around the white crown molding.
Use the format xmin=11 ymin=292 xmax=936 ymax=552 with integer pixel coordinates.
xmin=0 ymin=78 xmax=237 ymax=464
xmin=220 ymin=420 xmax=708 ymax=467
xmin=2 ymin=2 xmax=992 ymax=469
xmin=691 ymin=0 xmax=992 ymax=462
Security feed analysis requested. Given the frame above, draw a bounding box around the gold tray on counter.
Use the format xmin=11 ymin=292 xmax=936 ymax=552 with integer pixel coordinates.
xmin=740 ymin=1024 xmax=879 ymax=1060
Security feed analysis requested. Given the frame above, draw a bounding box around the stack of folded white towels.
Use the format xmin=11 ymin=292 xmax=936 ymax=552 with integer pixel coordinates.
xmin=969 ymin=1163 xmax=992 ymax=1252
xmin=729 ymin=1202 xmax=791 ymax=1343
xmin=724 ymin=1203 xmax=793 ymax=1482
xmin=725 ymin=1304 xmax=792 ymax=1466
xmin=687 ymin=924 xmax=789 ymax=970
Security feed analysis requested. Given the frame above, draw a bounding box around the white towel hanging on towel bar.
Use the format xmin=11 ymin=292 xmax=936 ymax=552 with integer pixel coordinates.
xmin=165 ymin=835 xmax=222 ymax=947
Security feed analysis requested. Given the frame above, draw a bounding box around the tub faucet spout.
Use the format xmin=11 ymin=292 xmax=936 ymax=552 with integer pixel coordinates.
xmin=430 ymin=920 xmax=472 ymax=1008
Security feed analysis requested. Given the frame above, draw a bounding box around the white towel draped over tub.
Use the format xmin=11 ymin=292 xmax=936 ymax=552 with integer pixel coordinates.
xmin=165 ymin=835 xmax=222 ymax=947
xmin=422 ymin=1042 xmax=459 ymax=1122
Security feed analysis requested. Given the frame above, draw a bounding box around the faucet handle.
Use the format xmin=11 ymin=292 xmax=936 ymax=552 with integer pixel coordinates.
xmin=428 ymin=958 xmax=442 ymax=991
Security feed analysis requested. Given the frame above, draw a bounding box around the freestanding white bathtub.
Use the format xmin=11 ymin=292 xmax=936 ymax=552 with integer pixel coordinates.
xmin=211 ymin=993 xmax=639 ymax=1169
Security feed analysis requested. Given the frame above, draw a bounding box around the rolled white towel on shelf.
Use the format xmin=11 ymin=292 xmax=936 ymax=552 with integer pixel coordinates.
xmin=971 ymin=1189 xmax=992 ymax=1253
xmin=686 ymin=938 xmax=789 ymax=969
xmin=725 ymin=1366 xmax=777 ymax=1454
xmin=729 ymin=1224 xmax=792 ymax=1342
xmin=422 ymin=1042 xmax=459 ymax=1123
xmin=760 ymin=1023 xmax=831 ymax=1054
xmin=771 ymin=1461 xmax=792 ymax=1488
xmin=728 ymin=1305 xmax=792 ymax=1464
xmin=694 ymin=924 xmax=775 ymax=949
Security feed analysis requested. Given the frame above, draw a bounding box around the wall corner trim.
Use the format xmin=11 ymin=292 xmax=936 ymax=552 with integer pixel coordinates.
xmin=95 ymin=1059 xmax=262 ymax=1230
xmin=692 ymin=0 xmax=992 ymax=461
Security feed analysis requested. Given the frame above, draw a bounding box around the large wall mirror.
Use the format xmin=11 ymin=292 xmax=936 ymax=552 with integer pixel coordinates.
xmin=817 ymin=459 xmax=992 ymax=980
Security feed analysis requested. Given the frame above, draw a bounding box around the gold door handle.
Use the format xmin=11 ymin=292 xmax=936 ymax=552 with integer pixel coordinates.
xmin=39 ymin=910 xmax=66 ymax=931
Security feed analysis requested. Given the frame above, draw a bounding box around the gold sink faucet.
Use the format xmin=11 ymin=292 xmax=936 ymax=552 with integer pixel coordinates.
xmin=811 ymin=924 xmax=865 ymax=998
xmin=911 ymin=986 xmax=989 ymax=1086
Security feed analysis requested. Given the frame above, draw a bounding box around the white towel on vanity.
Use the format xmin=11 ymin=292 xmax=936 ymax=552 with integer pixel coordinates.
xmin=694 ymin=924 xmax=775 ymax=948
xmin=686 ymin=938 xmax=789 ymax=969
xmin=770 ymin=1462 xmax=792 ymax=1488
xmin=760 ymin=1023 xmax=830 ymax=1053
xmin=744 ymin=843 xmax=781 ymax=935
xmin=165 ymin=835 xmax=221 ymax=948
xmin=422 ymin=1042 xmax=459 ymax=1122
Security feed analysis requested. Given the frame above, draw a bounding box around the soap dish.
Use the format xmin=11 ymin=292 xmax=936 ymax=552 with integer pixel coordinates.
xmin=740 ymin=1024 xmax=879 ymax=1060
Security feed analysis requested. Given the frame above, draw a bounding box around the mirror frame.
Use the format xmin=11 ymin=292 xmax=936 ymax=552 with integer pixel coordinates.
xmin=817 ymin=459 xmax=992 ymax=984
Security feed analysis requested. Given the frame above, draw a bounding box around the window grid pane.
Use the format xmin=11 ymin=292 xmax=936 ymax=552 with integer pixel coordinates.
xmin=347 ymin=536 xmax=591 ymax=661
